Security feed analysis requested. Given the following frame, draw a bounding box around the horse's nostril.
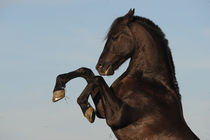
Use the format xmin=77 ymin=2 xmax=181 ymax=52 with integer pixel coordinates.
xmin=97 ymin=64 xmax=103 ymax=69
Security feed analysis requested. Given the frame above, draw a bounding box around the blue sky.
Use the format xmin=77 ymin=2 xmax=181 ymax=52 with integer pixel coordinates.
xmin=0 ymin=0 xmax=210 ymax=140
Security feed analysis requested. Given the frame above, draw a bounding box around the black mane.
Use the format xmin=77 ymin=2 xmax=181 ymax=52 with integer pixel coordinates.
xmin=133 ymin=16 xmax=180 ymax=98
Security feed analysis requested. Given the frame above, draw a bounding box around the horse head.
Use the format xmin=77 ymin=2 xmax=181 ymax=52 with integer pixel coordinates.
xmin=96 ymin=9 xmax=135 ymax=76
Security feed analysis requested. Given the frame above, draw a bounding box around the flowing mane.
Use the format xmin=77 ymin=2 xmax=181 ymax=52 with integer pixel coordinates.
xmin=132 ymin=16 xmax=180 ymax=98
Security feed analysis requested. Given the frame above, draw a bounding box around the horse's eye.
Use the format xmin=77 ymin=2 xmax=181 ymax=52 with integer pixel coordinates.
xmin=111 ymin=35 xmax=119 ymax=40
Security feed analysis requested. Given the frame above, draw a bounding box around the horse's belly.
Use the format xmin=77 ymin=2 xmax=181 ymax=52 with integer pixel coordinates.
xmin=112 ymin=121 xmax=159 ymax=140
xmin=112 ymin=123 xmax=179 ymax=140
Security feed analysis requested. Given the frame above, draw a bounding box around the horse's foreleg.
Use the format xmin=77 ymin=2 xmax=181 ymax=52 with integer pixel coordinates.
xmin=52 ymin=67 xmax=105 ymax=119
xmin=77 ymin=83 xmax=106 ymax=123
xmin=94 ymin=76 xmax=131 ymax=129
xmin=53 ymin=67 xmax=95 ymax=102
xmin=77 ymin=82 xmax=96 ymax=123
xmin=53 ymin=71 xmax=80 ymax=102
xmin=90 ymin=87 xmax=106 ymax=119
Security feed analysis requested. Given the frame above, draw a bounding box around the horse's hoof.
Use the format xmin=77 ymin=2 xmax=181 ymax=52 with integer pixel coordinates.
xmin=52 ymin=90 xmax=65 ymax=102
xmin=84 ymin=106 xmax=95 ymax=123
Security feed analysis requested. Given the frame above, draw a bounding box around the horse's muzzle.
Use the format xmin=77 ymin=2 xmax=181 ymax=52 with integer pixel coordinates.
xmin=96 ymin=64 xmax=114 ymax=76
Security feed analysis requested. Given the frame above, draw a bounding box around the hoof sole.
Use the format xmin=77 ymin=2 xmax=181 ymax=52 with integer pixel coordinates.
xmin=84 ymin=107 xmax=95 ymax=123
xmin=52 ymin=90 xmax=65 ymax=102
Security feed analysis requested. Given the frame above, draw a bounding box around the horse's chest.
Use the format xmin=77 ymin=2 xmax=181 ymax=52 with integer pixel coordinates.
xmin=112 ymin=77 xmax=135 ymax=98
xmin=111 ymin=77 xmax=146 ymax=105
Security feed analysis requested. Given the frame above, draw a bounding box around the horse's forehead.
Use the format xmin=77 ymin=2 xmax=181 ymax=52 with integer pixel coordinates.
xmin=109 ymin=24 xmax=125 ymax=37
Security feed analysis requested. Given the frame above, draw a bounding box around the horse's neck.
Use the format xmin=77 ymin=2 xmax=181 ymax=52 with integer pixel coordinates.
xmin=126 ymin=38 xmax=172 ymax=91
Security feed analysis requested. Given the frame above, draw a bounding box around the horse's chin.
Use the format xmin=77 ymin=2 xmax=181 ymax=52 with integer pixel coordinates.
xmin=98 ymin=65 xmax=115 ymax=76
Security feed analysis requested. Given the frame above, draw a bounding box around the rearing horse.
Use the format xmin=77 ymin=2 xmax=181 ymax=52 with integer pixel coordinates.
xmin=52 ymin=9 xmax=199 ymax=140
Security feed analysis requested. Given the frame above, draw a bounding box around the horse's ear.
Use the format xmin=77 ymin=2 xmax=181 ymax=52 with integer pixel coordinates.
xmin=124 ymin=8 xmax=135 ymax=24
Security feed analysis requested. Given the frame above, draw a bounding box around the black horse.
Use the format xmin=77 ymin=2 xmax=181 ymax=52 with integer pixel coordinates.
xmin=52 ymin=9 xmax=199 ymax=140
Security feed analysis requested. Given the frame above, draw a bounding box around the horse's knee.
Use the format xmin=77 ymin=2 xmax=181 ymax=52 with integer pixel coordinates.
xmin=77 ymin=67 xmax=95 ymax=78
xmin=77 ymin=67 xmax=90 ymax=72
xmin=77 ymin=67 xmax=91 ymax=74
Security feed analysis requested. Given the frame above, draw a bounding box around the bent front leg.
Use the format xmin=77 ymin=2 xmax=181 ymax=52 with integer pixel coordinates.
xmin=94 ymin=76 xmax=132 ymax=129
xmin=52 ymin=67 xmax=95 ymax=102
xmin=52 ymin=67 xmax=105 ymax=119
xmin=77 ymin=83 xmax=96 ymax=123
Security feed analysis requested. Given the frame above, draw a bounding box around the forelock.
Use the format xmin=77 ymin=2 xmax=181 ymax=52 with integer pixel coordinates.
xmin=105 ymin=17 xmax=124 ymax=40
